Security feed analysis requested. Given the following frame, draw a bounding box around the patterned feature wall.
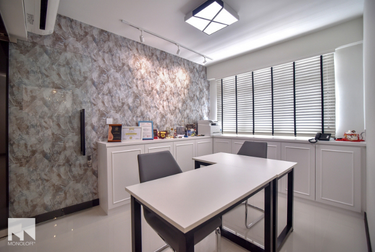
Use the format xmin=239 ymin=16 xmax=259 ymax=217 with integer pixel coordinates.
xmin=9 ymin=15 xmax=210 ymax=217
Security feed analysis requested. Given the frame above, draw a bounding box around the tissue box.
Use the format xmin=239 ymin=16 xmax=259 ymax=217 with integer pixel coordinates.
xmin=344 ymin=133 xmax=359 ymax=141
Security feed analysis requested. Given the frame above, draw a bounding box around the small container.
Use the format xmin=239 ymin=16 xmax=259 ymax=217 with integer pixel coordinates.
xmin=344 ymin=133 xmax=359 ymax=141
xmin=153 ymin=129 xmax=158 ymax=139
xmin=159 ymin=131 xmax=167 ymax=139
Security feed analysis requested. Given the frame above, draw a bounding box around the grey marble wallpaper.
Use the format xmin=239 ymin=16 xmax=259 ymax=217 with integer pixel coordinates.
xmin=9 ymin=15 xmax=210 ymax=217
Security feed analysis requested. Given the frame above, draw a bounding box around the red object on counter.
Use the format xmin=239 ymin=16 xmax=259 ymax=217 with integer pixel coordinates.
xmin=335 ymin=138 xmax=364 ymax=142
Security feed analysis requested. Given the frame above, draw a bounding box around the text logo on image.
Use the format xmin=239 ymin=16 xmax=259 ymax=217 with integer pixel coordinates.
xmin=8 ymin=218 xmax=36 ymax=246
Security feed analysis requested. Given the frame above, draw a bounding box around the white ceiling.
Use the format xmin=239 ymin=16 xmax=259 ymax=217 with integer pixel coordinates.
xmin=57 ymin=0 xmax=364 ymax=66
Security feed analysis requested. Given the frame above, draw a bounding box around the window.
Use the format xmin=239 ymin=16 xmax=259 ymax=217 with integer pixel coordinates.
xmin=217 ymin=53 xmax=335 ymax=137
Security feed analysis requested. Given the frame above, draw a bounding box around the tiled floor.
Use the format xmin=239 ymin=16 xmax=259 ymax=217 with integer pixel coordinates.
xmin=0 ymin=193 xmax=367 ymax=252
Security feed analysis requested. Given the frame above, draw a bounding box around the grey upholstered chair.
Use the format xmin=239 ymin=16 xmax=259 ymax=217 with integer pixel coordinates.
xmin=237 ymin=141 xmax=268 ymax=229
xmin=137 ymin=151 xmax=222 ymax=252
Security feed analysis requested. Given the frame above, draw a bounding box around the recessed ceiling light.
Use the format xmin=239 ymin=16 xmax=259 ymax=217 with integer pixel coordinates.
xmin=185 ymin=0 xmax=239 ymax=35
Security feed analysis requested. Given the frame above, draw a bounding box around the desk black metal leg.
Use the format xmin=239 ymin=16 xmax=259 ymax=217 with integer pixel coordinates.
xmin=287 ymin=169 xmax=294 ymax=231
xmin=276 ymin=168 xmax=294 ymax=251
xmin=264 ymin=182 xmax=274 ymax=252
xmin=131 ymin=196 xmax=142 ymax=252
xmin=179 ymin=233 xmax=194 ymax=252
xmin=272 ymin=179 xmax=278 ymax=252
xmin=195 ymin=161 xmax=200 ymax=169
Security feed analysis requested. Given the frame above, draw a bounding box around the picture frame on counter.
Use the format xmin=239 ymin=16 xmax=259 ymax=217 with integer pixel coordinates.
xmin=108 ymin=124 xmax=122 ymax=142
xmin=138 ymin=121 xmax=154 ymax=140
xmin=123 ymin=126 xmax=143 ymax=140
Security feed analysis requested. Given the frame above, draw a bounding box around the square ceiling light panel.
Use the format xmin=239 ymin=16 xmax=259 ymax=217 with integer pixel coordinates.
xmin=185 ymin=0 xmax=239 ymax=35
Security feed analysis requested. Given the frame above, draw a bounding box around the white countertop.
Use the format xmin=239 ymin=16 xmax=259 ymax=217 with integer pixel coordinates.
xmin=97 ymin=135 xmax=212 ymax=147
xmin=214 ymin=134 xmax=366 ymax=147
xmin=96 ymin=134 xmax=366 ymax=147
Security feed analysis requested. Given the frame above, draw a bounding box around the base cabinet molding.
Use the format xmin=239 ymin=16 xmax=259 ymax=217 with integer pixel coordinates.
xmin=231 ymin=139 xmax=281 ymax=160
xmin=316 ymin=145 xmax=362 ymax=212
xmin=281 ymin=143 xmax=316 ymax=201
xmin=174 ymin=140 xmax=196 ymax=172
xmin=145 ymin=142 xmax=174 ymax=155
xmin=214 ymin=138 xmax=232 ymax=153
xmin=98 ymin=144 xmax=144 ymax=214
xmin=196 ymin=138 xmax=213 ymax=156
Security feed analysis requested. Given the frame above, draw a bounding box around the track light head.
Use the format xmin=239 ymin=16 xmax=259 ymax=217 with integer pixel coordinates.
xmin=176 ymin=45 xmax=181 ymax=55
xmin=140 ymin=30 xmax=144 ymax=43
xmin=203 ymin=57 xmax=207 ymax=64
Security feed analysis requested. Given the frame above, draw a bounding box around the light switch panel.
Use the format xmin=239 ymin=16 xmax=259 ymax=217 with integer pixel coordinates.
xmin=106 ymin=118 xmax=113 ymax=124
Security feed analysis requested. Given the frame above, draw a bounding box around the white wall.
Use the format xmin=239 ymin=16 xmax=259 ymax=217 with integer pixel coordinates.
xmin=335 ymin=42 xmax=364 ymax=138
xmin=364 ymin=0 xmax=375 ymax=246
xmin=207 ymin=17 xmax=363 ymax=80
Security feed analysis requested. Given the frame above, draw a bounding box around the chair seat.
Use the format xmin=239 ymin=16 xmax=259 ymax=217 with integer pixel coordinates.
xmin=144 ymin=208 xmax=222 ymax=250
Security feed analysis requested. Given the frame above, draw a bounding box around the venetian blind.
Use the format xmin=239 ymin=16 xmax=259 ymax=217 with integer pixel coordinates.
xmin=217 ymin=52 xmax=336 ymax=137
xmin=216 ymin=79 xmax=222 ymax=127
xmin=273 ymin=62 xmax=295 ymax=135
xmin=254 ymin=68 xmax=272 ymax=135
xmin=322 ymin=53 xmax=336 ymax=136
xmin=237 ymin=72 xmax=253 ymax=134
xmin=222 ymin=76 xmax=236 ymax=133
xmin=295 ymin=55 xmax=322 ymax=136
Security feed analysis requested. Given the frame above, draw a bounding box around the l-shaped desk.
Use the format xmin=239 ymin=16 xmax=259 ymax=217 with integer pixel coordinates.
xmin=126 ymin=152 xmax=296 ymax=252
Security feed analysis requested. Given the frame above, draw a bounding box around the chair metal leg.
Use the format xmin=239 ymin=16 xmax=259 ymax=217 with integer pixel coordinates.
xmin=244 ymin=199 xmax=264 ymax=229
xmin=215 ymin=227 xmax=221 ymax=252
xmin=154 ymin=244 xmax=171 ymax=252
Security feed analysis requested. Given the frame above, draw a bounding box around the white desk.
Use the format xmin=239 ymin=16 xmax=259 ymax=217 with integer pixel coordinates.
xmin=194 ymin=152 xmax=294 ymax=178
xmin=126 ymin=153 xmax=296 ymax=252
xmin=194 ymin=153 xmax=296 ymax=252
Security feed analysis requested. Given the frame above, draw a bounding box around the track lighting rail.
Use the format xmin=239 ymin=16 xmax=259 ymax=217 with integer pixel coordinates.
xmin=120 ymin=19 xmax=213 ymax=63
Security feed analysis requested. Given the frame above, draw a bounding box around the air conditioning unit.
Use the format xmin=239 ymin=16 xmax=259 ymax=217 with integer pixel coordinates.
xmin=23 ymin=0 xmax=60 ymax=35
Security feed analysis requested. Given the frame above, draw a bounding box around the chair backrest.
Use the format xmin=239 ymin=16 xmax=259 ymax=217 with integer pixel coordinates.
xmin=137 ymin=151 xmax=182 ymax=183
xmin=237 ymin=141 xmax=268 ymax=158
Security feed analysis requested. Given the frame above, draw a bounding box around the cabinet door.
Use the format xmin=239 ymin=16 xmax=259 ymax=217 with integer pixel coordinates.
xmin=316 ymin=145 xmax=362 ymax=212
xmin=145 ymin=142 xmax=174 ymax=156
xmin=233 ymin=139 xmax=283 ymax=191
xmin=110 ymin=145 xmax=144 ymax=209
xmin=231 ymin=139 xmax=245 ymax=154
xmin=195 ymin=138 xmax=213 ymax=157
xmin=281 ymin=143 xmax=315 ymax=200
xmin=213 ymin=138 xmax=232 ymax=153
xmin=174 ymin=140 xmax=196 ymax=172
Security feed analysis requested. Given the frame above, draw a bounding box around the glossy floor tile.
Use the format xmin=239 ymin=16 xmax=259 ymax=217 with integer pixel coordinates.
xmin=0 ymin=193 xmax=367 ymax=252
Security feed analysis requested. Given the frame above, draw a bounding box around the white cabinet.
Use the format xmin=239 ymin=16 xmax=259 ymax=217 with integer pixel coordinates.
xmin=196 ymin=138 xmax=213 ymax=156
xmin=145 ymin=142 xmax=174 ymax=155
xmin=214 ymin=136 xmax=365 ymax=212
xmin=98 ymin=137 xmax=214 ymax=213
xmin=231 ymin=139 xmax=244 ymax=154
xmin=174 ymin=140 xmax=196 ymax=172
xmin=281 ymin=143 xmax=316 ymax=201
xmin=316 ymin=145 xmax=362 ymax=212
xmin=232 ymin=139 xmax=283 ymax=191
xmin=98 ymin=144 xmax=144 ymax=214
xmin=214 ymin=138 xmax=232 ymax=153
xmin=267 ymin=142 xmax=281 ymax=160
